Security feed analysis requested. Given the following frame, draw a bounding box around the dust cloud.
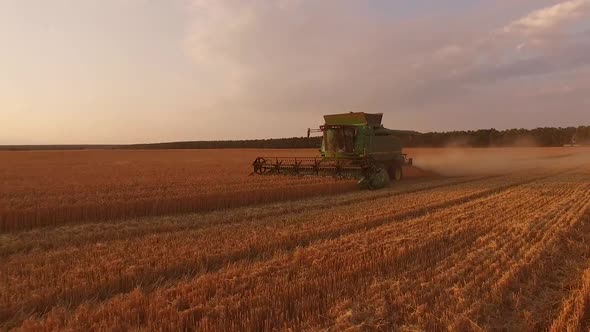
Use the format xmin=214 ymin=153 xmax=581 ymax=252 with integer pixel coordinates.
xmin=408 ymin=147 xmax=590 ymax=177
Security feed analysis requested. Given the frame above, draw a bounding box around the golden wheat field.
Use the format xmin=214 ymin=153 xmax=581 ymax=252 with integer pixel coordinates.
xmin=2 ymin=147 xmax=590 ymax=331
xmin=0 ymin=149 xmax=359 ymax=232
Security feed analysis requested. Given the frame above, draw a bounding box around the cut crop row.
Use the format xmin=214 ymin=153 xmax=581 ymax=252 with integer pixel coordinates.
xmin=0 ymin=176 xmax=484 ymax=257
xmin=0 ymin=173 xmax=530 ymax=328
xmin=318 ymin=172 xmax=590 ymax=330
xmin=14 ymin=170 xmax=583 ymax=330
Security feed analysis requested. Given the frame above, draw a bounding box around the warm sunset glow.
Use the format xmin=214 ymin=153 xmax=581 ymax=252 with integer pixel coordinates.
xmin=2 ymin=0 xmax=589 ymax=144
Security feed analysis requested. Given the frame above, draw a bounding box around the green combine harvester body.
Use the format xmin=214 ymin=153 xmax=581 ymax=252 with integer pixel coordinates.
xmin=252 ymin=112 xmax=414 ymax=189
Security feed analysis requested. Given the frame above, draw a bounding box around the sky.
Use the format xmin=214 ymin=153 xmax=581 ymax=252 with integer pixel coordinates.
xmin=1 ymin=0 xmax=589 ymax=144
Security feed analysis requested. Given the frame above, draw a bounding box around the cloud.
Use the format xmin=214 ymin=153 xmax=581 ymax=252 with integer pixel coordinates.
xmin=184 ymin=1 xmax=590 ymax=130
xmin=503 ymin=0 xmax=590 ymax=34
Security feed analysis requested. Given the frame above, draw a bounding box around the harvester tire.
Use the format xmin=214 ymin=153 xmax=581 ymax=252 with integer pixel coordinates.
xmin=390 ymin=165 xmax=403 ymax=181
xmin=367 ymin=165 xmax=390 ymax=190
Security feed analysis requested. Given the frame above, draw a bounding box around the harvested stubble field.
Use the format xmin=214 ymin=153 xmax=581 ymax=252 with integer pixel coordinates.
xmin=2 ymin=147 xmax=590 ymax=331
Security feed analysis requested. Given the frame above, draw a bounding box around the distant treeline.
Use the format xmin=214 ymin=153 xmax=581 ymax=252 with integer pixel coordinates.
xmin=127 ymin=137 xmax=320 ymax=149
xmin=1 ymin=126 xmax=589 ymax=151
xmin=402 ymin=126 xmax=590 ymax=148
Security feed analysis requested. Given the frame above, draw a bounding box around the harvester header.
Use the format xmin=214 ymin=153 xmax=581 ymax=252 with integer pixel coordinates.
xmin=252 ymin=112 xmax=414 ymax=189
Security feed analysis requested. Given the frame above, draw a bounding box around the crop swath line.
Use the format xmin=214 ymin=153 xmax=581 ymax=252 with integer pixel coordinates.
xmin=432 ymin=185 xmax=575 ymax=287
xmin=0 ymin=176 xmax=512 ymax=265
xmin=550 ymin=195 xmax=590 ymax=332
xmin=206 ymin=171 xmax=584 ymax=332
xmin=0 ymin=173 xmax=555 ymax=328
xmin=0 ymin=176 xmax=492 ymax=257
xmin=483 ymin=191 xmax=590 ymax=329
xmin=0 ymin=173 xmax=544 ymax=262
xmin=314 ymin=179 xmax=583 ymax=330
xmin=366 ymin=173 xmax=590 ymax=330
xmin=13 ymin=171 xmax=580 ymax=330
xmin=103 ymin=177 xmax=575 ymax=330
xmin=381 ymin=185 xmax=585 ymax=329
xmin=15 ymin=215 xmax=514 ymax=331
xmin=449 ymin=183 xmax=590 ymax=329
xmin=0 ymin=174 xmax=490 ymax=234
xmin=0 ymin=175 xmax=524 ymax=278
xmin=550 ymin=266 xmax=590 ymax=332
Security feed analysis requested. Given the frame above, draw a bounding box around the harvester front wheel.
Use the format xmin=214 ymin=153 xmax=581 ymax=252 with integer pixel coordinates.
xmin=365 ymin=165 xmax=390 ymax=190
xmin=390 ymin=165 xmax=403 ymax=181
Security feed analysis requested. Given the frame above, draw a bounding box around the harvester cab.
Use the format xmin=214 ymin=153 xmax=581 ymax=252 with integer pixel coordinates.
xmin=252 ymin=112 xmax=414 ymax=189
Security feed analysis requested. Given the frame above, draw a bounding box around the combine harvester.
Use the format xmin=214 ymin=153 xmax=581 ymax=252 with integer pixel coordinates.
xmin=252 ymin=112 xmax=415 ymax=189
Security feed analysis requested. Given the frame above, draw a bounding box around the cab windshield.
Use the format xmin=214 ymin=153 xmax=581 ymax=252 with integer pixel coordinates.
xmin=323 ymin=126 xmax=356 ymax=154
